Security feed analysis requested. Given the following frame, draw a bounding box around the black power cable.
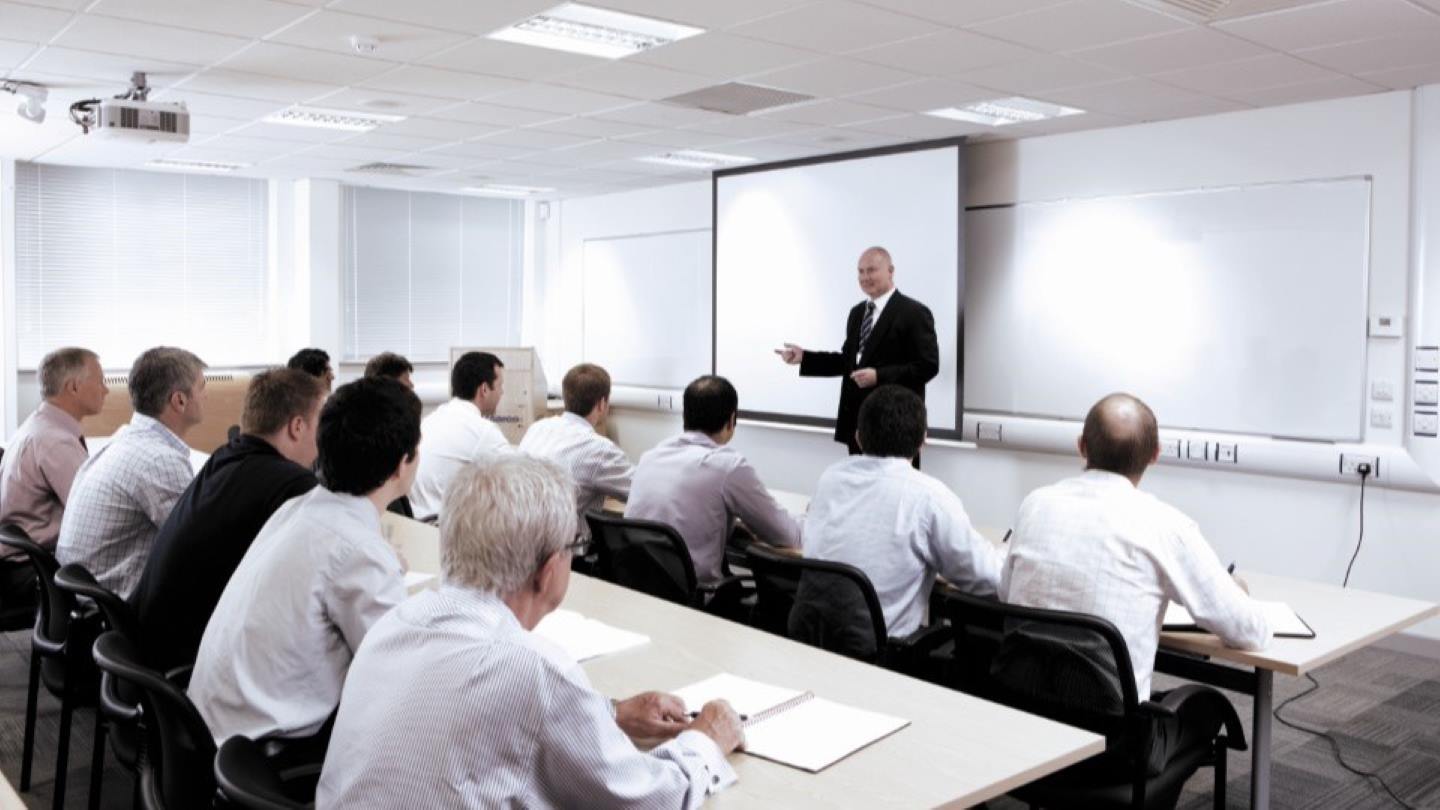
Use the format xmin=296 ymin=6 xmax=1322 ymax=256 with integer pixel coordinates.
xmin=1343 ymin=462 xmax=1371 ymax=588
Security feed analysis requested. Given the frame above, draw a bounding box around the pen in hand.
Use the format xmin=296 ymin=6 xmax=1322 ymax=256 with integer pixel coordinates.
xmin=688 ymin=710 xmax=749 ymax=722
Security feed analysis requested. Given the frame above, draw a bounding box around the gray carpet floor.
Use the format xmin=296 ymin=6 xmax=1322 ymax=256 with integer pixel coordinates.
xmin=1 ymin=625 xmax=1437 ymax=808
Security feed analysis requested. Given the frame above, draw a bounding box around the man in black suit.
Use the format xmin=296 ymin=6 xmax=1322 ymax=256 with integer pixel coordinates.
xmin=777 ymin=246 xmax=940 ymax=455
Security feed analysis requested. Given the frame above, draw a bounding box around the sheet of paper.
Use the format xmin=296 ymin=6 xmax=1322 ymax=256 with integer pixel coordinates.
xmin=1164 ymin=600 xmax=1313 ymax=638
xmin=672 ymin=673 xmax=806 ymax=718
xmin=533 ymin=609 xmax=649 ymax=662
xmin=744 ymin=697 xmax=910 ymax=773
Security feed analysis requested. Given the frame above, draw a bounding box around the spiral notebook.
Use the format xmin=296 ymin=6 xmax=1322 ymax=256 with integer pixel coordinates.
xmin=1163 ymin=601 xmax=1315 ymax=639
xmin=672 ymin=673 xmax=909 ymax=773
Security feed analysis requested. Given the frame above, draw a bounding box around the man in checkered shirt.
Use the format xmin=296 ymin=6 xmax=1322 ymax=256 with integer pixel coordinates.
xmin=57 ymin=346 xmax=206 ymax=598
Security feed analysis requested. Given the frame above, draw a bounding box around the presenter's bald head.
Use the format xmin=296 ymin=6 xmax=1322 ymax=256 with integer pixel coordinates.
xmin=857 ymin=246 xmax=894 ymax=299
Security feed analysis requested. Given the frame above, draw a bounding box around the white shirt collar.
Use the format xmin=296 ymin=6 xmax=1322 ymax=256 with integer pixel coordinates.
xmin=868 ymin=286 xmax=897 ymax=312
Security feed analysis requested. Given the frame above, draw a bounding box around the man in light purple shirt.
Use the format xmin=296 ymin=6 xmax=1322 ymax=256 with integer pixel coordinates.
xmin=1 ymin=348 xmax=109 ymax=601
xmin=627 ymin=375 xmax=801 ymax=585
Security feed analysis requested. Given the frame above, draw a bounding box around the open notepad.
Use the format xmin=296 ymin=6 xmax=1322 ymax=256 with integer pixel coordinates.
xmin=673 ymin=673 xmax=909 ymax=773
xmin=534 ymin=610 xmax=650 ymax=662
xmin=1163 ymin=601 xmax=1315 ymax=639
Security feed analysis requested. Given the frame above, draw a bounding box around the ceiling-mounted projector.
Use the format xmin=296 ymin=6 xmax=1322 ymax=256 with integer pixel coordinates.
xmin=70 ymin=72 xmax=189 ymax=144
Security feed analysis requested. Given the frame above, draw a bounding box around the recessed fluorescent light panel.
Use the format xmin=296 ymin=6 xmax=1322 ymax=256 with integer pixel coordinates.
xmin=146 ymin=158 xmax=249 ymax=173
xmin=925 ymin=97 xmax=1083 ymax=127
xmin=489 ymin=3 xmax=703 ymax=59
xmin=463 ymin=184 xmax=555 ymax=197
xmin=263 ymin=105 xmax=406 ymax=132
xmin=637 ymin=150 xmax=755 ymax=169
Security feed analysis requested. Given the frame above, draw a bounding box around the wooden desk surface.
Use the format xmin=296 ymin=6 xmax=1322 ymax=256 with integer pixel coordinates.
xmin=0 ymin=771 xmax=23 ymax=810
xmin=383 ymin=513 xmax=1103 ymax=809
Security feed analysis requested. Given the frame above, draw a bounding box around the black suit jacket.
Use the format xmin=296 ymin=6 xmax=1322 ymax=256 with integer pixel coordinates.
xmin=799 ymin=289 xmax=940 ymax=447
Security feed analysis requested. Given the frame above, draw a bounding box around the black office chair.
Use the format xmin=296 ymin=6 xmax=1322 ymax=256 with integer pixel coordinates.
xmin=54 ymin=563 xmax=145 ymax=810
xmin=214 ymin=736 xmax=313 ymax=809
xmin=0 ymin=525 xmax=101 ymax=810
xmin=92 ymin=631 xmax=217 ymax=810
xmin=768 ymin=545 xmax=948 ymax=678
xmin=585 ymin=512 xmax=750 ymax=618
xmin=385 ymin=495 xmax=414 ymax=519
xmin=941 ymin=590 xmax=1245 ymax=810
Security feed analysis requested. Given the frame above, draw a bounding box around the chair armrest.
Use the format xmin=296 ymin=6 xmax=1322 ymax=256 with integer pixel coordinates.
xmin=698 ymin=574 xmax=753 ymax=596
xmin=891 ymin=623 xmax=951 ymax=655
xmin=1145 ymin=684 xmax=1247 ymax=751
xmin=99 ymin=672 xmax=142 ymax=723
xmin=165 ymin=664 xmax=194 ymax=689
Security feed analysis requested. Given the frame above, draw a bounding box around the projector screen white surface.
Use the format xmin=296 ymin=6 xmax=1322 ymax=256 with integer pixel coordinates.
xmin=714 ymin=145 xmax=961 ymax=431
xmin=964 ymin=178 xmax=1371 ymax=441
xmin=582 ymin=229 xmax=711 ymax=390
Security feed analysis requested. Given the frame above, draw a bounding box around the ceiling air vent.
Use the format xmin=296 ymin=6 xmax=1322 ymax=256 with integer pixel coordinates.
xmin=1128 ymin=0 xmax=1230 ymax=20
xmin=348 ymin=162 xmax=435 ymax=176
xmin=661 ymin=82 xmax=813 ymax=116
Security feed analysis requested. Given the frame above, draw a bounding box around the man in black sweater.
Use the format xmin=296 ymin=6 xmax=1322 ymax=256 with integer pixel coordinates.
xmin=130 ymin=368 xmax=325 ymax=672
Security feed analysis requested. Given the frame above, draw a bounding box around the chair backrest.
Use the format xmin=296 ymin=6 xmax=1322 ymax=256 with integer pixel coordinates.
xmin=0 ymin=524 xmax=93 ymax=685
xmin=584 ymin=512 xmax=698 ymax=606
xmin=744 ymin=543 xmax=802 ymax=636
xmin=93 ymin=631 xmax=217 ymax=809
xmin=784 ymin=555 xmax=889 ymax=663
xmin=214 ymin=735 xmax=307 ymax=810
xmin=54 ymin=563 xmax=138 ymax=642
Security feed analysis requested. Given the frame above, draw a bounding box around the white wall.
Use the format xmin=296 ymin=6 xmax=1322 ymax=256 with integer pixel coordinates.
xmin=544 ymin=88 xmax=1440 ymax=644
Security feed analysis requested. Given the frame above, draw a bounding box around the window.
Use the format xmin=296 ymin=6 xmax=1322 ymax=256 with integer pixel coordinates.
xmin=341 ymin=186 xmax=523 ymax=362
xmin=14 ymin=162 xmax=269 ymax=369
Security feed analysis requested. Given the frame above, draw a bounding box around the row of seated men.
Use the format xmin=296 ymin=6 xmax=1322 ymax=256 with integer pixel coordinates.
xmin=0 ymin=343 xmax=1272 ymax=807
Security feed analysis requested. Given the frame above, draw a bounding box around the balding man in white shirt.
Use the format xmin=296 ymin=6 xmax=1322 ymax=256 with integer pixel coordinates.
xmin=409 ymin=351 xmax=512 ymax=520
xmin=803 ymin=385 xmax=1003 ymax=637
xmin=318 ymin=455 xmax=743 ymax=809
xmin=519 ymin=363 xmax=634 ymax=535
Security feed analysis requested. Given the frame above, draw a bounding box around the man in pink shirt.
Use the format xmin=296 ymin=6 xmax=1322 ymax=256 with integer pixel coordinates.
xmin=1 ymin=347 xmax=109 ymax=602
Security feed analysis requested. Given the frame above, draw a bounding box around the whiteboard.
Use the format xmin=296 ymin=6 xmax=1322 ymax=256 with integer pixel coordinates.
xmin=582 ymin=229 xmax=711 ymax=389
xmin=714 ymin=144 xmax=961 ymax=430
xmin=964 ymin=178 xmax=1371 ymax=441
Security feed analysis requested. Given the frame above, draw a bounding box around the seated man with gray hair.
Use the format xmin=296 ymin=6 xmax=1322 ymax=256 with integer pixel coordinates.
xmin=318 ymin=456 xmax=744 ymax=809
xmin=57 ymin=346 xmax=206 ymax=598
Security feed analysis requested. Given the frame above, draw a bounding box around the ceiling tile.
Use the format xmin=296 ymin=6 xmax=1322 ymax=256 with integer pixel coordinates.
xmin=1358 ymin=60 xmax=1440 ymax=89
xmin=421 ymin=139 xmax=530 ymax=160
xmin=421 ymin=38 xmax=602 ymax=80
xmin=0 ymin=2 xmax=76 ymax=43
xmin=583 ymin=0 xmax=810 ymax=27
xmin=542 ymin=139 xmax=663 ymax=163
xmin=179 ymin=69 xmax=335 ymax=103
xmin=629 ymin=33 xmax=817 ymax=78
xmin=844 ymin=78 xmax=995 ymax=112
xmin=956 ymin=54 xmax=1128 ymax=95
xmin=1003 ymin=109 xmax=1129 ymax=136
xmin=306 ymin=85 xmax=458 ymax=115
xmin=0 ymin=38 xmax=39 ymax=69
xmin=769 ymin=126 xmax=898 ymax=150
xmin=183 ymin=113 xmax=255 ymax=137
xmin=729 ymin=1 xmax=941 ymax=53
xmin=1216 ymin=0 xmax=1440 ymax=52
xmin=473 ymin=127 xmax=596 ymax=150
xmin=746 ymin=57 xmax=918 ymax=98
xmin=1039 ymin=78 xmax=1240 ymax=119
xmin=6 ymin=0 xmax=88 ymax=9
xmin=482 ymin=84 xmax=635 ymax=115
xmin=851 ymin=29 xmax=1037 ymax=76
xmin=335 ymin=130 xmax=449 ymax=150
xmin=550 ymin=61 xmax=715 ymax=101
xmin=271 ymin=10 xmax=468 ymax=63
xmin=51 ymin=14 xmax=251 ymax=65
xmin=1218 ymin=75 xmax=1385 ymax=107
xmin=368 ymin=116 xmax=500 ymax=140
xmin=87 ymin=0 xmax=314 ymax=38
xmin=431 ymin=101 xmax=569 ymax=127
xmin=146 ymin=88 xmax=287 ymax=119
xmin=217 ymin=42 xmax=398 ymax=85
xmin=1154 ymin=53 xmax=1340 ymax=95
xmin=18 ymin=45 xmax=199 ymax=83
xmin=680 ymin=114 xmax=812 ymax=139
xmin=754 ymin=99 xmax=897 ymax=126
xmin=358 ymin=65 xmax=522 ymax=101
xmin=187 ymin=134 xmax=307 ymax=157
xmin=966 ymin=0 xmax=1192 ymax=53
xmin=612 ymin=127 xmax=736 ymax=149
xmin=288 ymin=142 xmax=397 ymax=161
xmin=1206 ymin=0 xmax=1333 ymax=19
xmin=1068 ymin=27 xmax=1269 ymax=75
xmin=847 ymin=113 xmax=989 ymax=138
xmin=225 ymin=120 xmax=351 ymax=143
xmin=536 ymin=115 xmax=659 ymax=138
xmin=329 ymin=0 xmax=550 ymax=34
xmin=850 ymin=0 xmax=1074 ymax=27
xmin=1293 ymin=32 xmax=1440 ymax=74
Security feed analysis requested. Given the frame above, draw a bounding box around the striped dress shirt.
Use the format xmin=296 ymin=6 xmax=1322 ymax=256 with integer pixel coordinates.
xmin=317 ymin=585 xmax=736 ymax=809
xmin=55 ymin=414 xmax=192 ymax=598
xmin=1001 ymin=470 xmax=1272 ymax=697
xmin=0 ymin=402 xmax=88 ymax=550
xmin=519 ymin=412 xmax=634 ymax=534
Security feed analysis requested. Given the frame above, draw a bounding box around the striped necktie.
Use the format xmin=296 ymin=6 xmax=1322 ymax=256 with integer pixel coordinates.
xmin=857 ymin=300 xmax=877 ymax=361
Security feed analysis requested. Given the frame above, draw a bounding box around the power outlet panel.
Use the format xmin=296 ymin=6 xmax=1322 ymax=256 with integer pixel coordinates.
xmin=1339 ymin=453 xmax=1379 ymax=478
xmin=977 ymin=422 xmax=1002 ymax=442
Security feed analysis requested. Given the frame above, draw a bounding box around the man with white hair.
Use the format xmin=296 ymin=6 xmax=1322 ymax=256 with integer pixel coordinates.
xmin=318 ymin=456 xmax=744 ymax=809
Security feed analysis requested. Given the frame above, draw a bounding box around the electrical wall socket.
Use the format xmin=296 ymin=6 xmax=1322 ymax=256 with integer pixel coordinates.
xmin=1339 ymin=453 xmax=1379 ymax=478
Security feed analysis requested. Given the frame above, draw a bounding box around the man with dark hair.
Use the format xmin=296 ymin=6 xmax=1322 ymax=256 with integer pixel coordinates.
xmin=519 ymin=363 xmax=634 ymax=535
xmin=58 ymin=346 xmax=206 ymax=598
xmin=1002 ymin=393 xmax=1270 ymax=703
xmin=363 ymin=352 xmax=414 ymax=389
xmin=409 ymin=351 xmax=510 ymax=520
xmin=288 ymin=347 xmax=334 ymax=391
xmin=130 ymin=368 xmax=326 ymax=672
xmin=802 ymin=385 xmax=1002 ymax=636
xmin=189 ymin=376 xmax=421 ymax=749
xmin=626 ymin=375 xmax=801 ymax=584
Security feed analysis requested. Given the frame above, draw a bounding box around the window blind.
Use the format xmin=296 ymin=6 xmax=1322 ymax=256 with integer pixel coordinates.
xmin=341 ymin=185 xmax=523 ymax=362
xmin=14 ymin=162 xmax=269 ymax=369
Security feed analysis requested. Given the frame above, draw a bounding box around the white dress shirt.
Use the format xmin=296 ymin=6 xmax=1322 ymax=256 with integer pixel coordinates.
xmin=317 ymin=585 xmax=736 ymax=809
xmin=519 ymin=412 xmax=634 ymax=534
xmin=856 ymin=287 xmax=896 ymax=363
xmin=627 ymin=432 xmax=801 ymax=584
xmin=1001 ymin=470 xmax=1272 ymax=697
xmin=803 ymin=456 xmax=1004 ymax=636
xmin=409 ymin=398 xmax=512 ymax=519
xmin=189 ymin=486 xmax=406 ymax=743
xmin=55 ymin=414 xmax=193 ymax=597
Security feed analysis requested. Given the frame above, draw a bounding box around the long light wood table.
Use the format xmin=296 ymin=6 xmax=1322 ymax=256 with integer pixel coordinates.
xmin=382 ymin=513 xmax=1104 ymax=809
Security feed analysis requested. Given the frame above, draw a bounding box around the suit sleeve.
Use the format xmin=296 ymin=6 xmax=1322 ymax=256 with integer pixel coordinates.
xmin=876 ymin=302 xmax=939 ymax=387
xmin=800 ymin=306 xmax=858 ymax=378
